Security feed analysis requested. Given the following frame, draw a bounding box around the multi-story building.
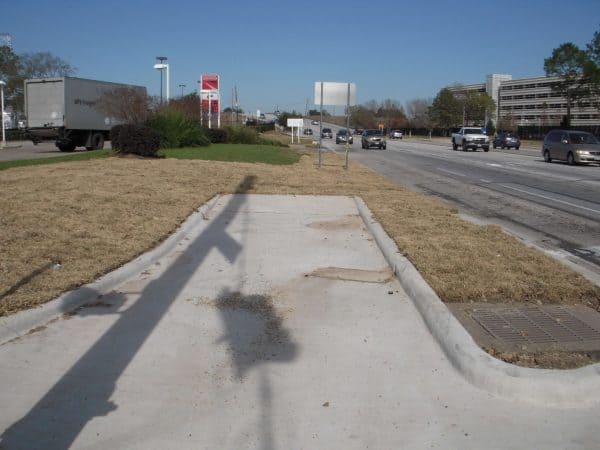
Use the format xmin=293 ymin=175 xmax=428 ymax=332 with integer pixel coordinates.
xmin=447 ymin=74 xmax=600 ymax=135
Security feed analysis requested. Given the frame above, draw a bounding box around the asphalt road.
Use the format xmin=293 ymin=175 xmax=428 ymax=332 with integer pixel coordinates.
xmin=0 ymin=141 xmax=103 ymax=161
xmin=314 ymin=121 xmax=600 ymax=284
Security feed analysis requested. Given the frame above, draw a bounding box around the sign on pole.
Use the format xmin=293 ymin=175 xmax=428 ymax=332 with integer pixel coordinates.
xmin=314 ymin=81 xmax=356 ymax=169
xmin=287 ymin=118 xmax=303 ymax=144
xmin=314 ymin=82 xmax=356 ymax=107
xmin=200 ymin=74 xmax=220 ymax=128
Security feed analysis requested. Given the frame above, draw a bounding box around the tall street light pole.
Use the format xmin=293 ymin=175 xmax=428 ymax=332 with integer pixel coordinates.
xmin=155 ymin=56 xmax=167 ymax=105
xmin=0 ymin=80 xmax=6 ymax=149
xmin=179 ymin=84 xmax=186 ymax=97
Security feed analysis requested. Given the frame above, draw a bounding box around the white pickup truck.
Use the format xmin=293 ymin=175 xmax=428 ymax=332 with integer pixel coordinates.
xmin=451 ymin=127 xmax=490 ymax=152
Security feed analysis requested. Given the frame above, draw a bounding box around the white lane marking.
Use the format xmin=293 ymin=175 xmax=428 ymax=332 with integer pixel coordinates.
xmin=480 ymin=179 xmax=492 ymax=183
xmin=487 ymin=163 xmax=503 ymax=167
xmin=499 ymin=184 xmax=600 ymax=215
xmin=437 ymin=167 xmax=468 ymax=177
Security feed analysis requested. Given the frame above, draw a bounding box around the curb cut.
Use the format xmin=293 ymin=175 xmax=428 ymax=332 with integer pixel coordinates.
xmin=0 ymin=195 xmax=221 ymax=345
xmin=354 ymin=196 xmax=600 ymax=408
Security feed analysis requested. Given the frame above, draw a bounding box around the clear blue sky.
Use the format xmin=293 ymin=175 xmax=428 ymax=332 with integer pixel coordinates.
xmin=4 ymin=0 xmax=600 ymax=114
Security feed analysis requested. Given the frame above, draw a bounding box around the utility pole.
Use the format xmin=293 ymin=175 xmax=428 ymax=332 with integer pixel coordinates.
xmin=179 ymin=84 xmax=186 ymax=97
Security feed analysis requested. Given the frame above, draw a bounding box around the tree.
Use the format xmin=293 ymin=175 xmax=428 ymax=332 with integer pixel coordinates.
xmin=0 ymin=49 xmax=76 ymax=114
xmin=277 ymin=110 xmax=302 ymax=128
xmin=0 ymin=46 xmax=21 ymax=112
xmin=97 ymin=87 xmax=153 ymax=125
xmin=349 ymin=105 xmax=376 ymax=128
xmin=428 ymin=88 xmax=461 ymax=129
xmin=584 ymin=30 xmax=600 ymax=120
xmin=405 ymin=98 xmax=431 ymax=129
xmin=18 ymin=51 xmax=75 ymax=78
xmin=544 ymin=42 xmax=590 ymax=127
xmin=462 ymin=92 xmax=496 ymax=125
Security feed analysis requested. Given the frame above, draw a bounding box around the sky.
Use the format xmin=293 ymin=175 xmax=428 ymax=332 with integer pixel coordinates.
xmin=3 ymin=0 xmax=600 ymax=115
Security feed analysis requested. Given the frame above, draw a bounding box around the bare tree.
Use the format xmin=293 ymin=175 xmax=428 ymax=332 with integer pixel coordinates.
xmin=406 ymin=98 xmax=431 ymax=128
xmin=97 ymin=87 xmax=152 ymax=125
xmin=19 ymin=51 xmax=76 ymax=78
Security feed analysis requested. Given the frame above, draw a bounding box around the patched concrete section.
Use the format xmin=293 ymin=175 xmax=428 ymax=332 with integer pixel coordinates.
xmin=306 ymin=266 xmax=394 ymax=283
xmin=0 ymin=195 xmax=598 ymax=449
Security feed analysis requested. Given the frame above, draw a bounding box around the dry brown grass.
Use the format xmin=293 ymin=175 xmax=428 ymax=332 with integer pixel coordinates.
xmin=1 ymin=151 xmax=599 ymax=316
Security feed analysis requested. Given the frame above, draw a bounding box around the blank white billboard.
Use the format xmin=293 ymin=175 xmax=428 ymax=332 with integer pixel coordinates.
xmin=287 ymin=118 xmax=304 ymax=127
xmin=314 ymin=82 xmax=356 ymax=106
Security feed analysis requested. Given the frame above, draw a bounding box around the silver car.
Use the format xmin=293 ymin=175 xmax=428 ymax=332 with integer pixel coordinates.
xmin=361 ymin=129 xmax=387 ymax=149
xmin=542 ymin=130 xmax=600 ymax=165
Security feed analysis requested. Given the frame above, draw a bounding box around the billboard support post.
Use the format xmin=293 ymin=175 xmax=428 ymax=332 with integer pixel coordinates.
xmin=319 ymin=81 xmax=323 ymax=168
xmin=314 ymin=81 xmax=356 ymax=169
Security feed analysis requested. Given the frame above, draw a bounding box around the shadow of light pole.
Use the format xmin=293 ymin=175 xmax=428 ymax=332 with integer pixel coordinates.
xmin=0 ymin=176 xmax=256 ymax=450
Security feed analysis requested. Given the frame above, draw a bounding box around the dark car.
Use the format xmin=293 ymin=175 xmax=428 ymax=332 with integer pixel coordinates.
xmin=361 ymin=129 xmax=386 ymax=149
xmin=335 ymin=129 xmax=353 ymax=144
xmin=321 ymin=128 xmax=333 ymax=138
xmin=493 ymin=132 xmax=521 ymax=150
xmin=303 ymin=128 xmax=313 ymax=135
xmin=354 ymin=128 xmax=364 ymax=135
xmin=542 ymin=129 xmax=600 ymax=165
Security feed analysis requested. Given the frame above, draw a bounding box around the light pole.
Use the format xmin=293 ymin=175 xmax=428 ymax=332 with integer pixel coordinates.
xmin=0 ymin=80 xmax=6 ymax=149
xmin=179 ymin=84 xmax=186 ymax=97
xmin=154 ymin=56 xmax=168 ymax=104
xmin=197 ymin=80 xmax=202 ymax=126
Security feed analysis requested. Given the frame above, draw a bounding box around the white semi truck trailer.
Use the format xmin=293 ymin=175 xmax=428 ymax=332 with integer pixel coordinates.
xmin=24 ymin=77 xmax=146 ymax=151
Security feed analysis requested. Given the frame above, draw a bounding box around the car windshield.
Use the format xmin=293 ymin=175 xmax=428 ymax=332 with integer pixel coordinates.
xmin=365 ymin=130 xmax=380 ymax=136
xmin=337 ymin=130 xmax=348 ymax=135
xmin=322 ymin=128 xmax=331 ymax=133
xmin=569 ymin=132 xmax=599 ymax=144
xmin=465 ymin=128 xmax=483 ymax=134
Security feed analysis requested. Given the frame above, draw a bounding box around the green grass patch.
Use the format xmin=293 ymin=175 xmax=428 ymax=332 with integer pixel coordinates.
xmin=160 ymin=144 xmax=300 ymax=165
xmin=0 ymin=149 xmax=112 ymax=171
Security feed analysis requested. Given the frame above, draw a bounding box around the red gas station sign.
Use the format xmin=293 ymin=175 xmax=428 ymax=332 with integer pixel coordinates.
xmin=201 ymin=74 xmax=219 ymax=91
xmin=201 ymin=99 xmax=220 ymax=113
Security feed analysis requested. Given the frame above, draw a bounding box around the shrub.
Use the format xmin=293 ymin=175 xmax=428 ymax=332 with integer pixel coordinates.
xmin=110 ymin=124 xmax=125 ymax=150
xmin=257 ymin=137 xmax=287 ymax=147
xmin=110 ymin=124 xmax=161 ymax=157
xmin=224 ymin=126 xmax=259 ymax=144
xmin=146 ymin=109 xmax=210 ymax=148
xmin=206 ymin=128 xmax=229 ymax=144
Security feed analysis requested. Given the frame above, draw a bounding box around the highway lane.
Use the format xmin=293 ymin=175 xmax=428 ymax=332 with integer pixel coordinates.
xmin=317 ymin=128 xmax=600 ymax=283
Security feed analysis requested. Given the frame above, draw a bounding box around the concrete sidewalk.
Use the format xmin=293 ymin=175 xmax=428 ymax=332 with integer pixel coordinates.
xmin=0 ymin=193 xmax=598 ymax=449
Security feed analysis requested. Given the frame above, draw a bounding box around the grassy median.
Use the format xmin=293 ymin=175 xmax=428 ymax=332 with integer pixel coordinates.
xmin=1 ymin=149 xmax=599 ymax=319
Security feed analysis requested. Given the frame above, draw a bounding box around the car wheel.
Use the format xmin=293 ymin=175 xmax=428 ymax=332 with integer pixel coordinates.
xmin=543 ymin=149 xmax=552 ymax=163
xmin=515 ymin=146 xmax=520 ymax=150
xmin=493 ymin=144 xmax=497 ymax=149
xmin=567 ymin=152 xmax=576 ymax=165
xmin=452 ymin=140 xmax=457 ymax=150
xmin=483 ymin=146 xmax=489 ymax=152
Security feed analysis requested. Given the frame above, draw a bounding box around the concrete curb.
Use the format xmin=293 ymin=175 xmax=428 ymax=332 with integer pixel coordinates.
xmin=354 ymin=196 xmax=600 ymax=408
xmin=0 ymin=195 xmax=221 ymax=345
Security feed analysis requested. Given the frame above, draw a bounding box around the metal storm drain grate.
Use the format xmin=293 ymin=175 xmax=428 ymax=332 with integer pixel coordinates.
xmin=471 ymin=305 xmax=600 ymax=345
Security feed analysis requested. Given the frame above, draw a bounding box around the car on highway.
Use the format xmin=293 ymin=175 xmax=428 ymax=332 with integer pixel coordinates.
xmin=493 ymin=132 xmax=520 ymax=150
xmin=361 ymin=129 xmax=386 ymax=149
xmin=303 ymin=128 xmax=313 ymax=135
xmin=389 ymin=130 xmax=403 ymax=139
xmin=321 ymin=128 xmax=333 ymax=139
xmin=542 ymin=129 xmax=600 ymax=165
xmin=335 ymin=129 xmax=353 ymax=144
xmin=311 ymin=120 xmax=320 ymax=125
xmin=354 ymin=128 xmax=364 ymax=135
